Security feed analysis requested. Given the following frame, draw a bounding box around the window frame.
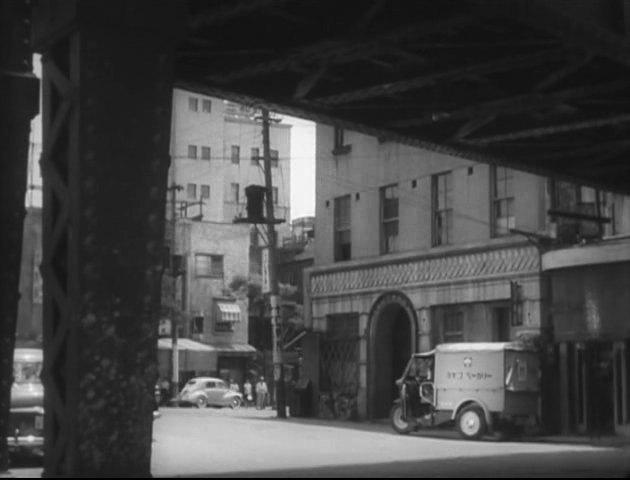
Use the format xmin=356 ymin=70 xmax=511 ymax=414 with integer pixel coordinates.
xmin=195 ymin=253 xmax=224 ymax=278
xmin=432 ymin=172 xmax=453 ymax=246
xmin=188 ymin=145 xmax=198 ymax=160
xmin=188 ymin=97 xmax=198 ymax=112
xmin=251 ymin=147 xmax=260 ymax=165
xmin=193 ymin=316 xmax=205 ymax=334
xmin=270 ymin=149 xmax=279 ymax=167
xmin=332 ymin=127 xmax=352 ymax=155
xmin=201 ymin=184 xmax=210 ymax=199
xmin=187 ymin=183 xmax=197 ymax=200
xmin=334 ymin=195 xmax=352 ymax=262
xmin=491 ymin=165 xmax=515 ymax=237
xmin=231 ymin=145 xmax=240 ymax=164
xmin=231 ymin=183 xmax=240 ymax=204
xmin=380 ymin=184 xmax=399 ymax=254
xmin=201 ymin=146 xmax=211 ymax=160
xmin=202 ymin=99 xmax=212 ymax=113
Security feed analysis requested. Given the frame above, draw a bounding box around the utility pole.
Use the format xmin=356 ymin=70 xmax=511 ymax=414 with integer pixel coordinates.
xmin=167 ymin=182 xmax=183 ymax=403
xmin=261 ymin=109 xmax=286 ymax=418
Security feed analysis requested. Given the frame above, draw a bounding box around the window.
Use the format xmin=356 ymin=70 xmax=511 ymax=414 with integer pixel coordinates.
xmin=193 ymin=316 xmax=204 ymax=334
xmin=187 ymin=183 xmax=197 ymax=200
xmin=380 ymin=184 xmax=399 ymax=254
xmin=231 ymin=183 xmax=240 ymax=203
xmin=202 ymin=99 xmax=212 ymax=113
xmin=550 ymin=180 xmax=611 ymax=241
xmin=195 ymin=254 xmax=224 ymax=278
xmin=231 ymin=145 xmax=240 ymax=164
xmin=188 ymin=97 xmax=198 ymax=112
xmin=271 ymin=149 xmax=279 ymax=167
xmin=273 ymin=187 xmax=279 ymax=205
xmin=201 ymin=185 xmax=210 ymax=199
xmin=188 ymin=145 xmax=197 ymax=159
xmin=432 ymin=172 xmax=453 ymax=246
xmin=201 ymin=146 xmax=211 ymax=160
xmin=492 ymin=166 xmax=515 ymax=237
xmin=251 ymin=147 xmax=260 ymax=165
xmin=333 ymin=126 xmax=351 ymax=154
xmin=443 ymin=311 xmax=464 ymax=343
xmin=334 ymin=195 xmax=351 ymax=261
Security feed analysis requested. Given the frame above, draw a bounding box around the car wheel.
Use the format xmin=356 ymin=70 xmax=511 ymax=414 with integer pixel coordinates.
xmin=230 ymin=397 xmax=242 ymax=409
xmin=390 ymin=404 xmax=412 ymax=435
xmin=196 ymin=396 xmax=208 ymax=409
xmin=456 ymin=405 xmax=486 ymax=440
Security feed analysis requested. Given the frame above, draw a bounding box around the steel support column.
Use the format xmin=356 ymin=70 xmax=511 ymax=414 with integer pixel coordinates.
xmin=0 ymin=0 xmax=39 ymax=472
xmin=31 ymin=1 xmax=185 ymax=476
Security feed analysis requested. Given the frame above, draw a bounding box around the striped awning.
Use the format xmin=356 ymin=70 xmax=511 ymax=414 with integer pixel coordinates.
xmin=217 ymin=302 xmax=241 ymax=322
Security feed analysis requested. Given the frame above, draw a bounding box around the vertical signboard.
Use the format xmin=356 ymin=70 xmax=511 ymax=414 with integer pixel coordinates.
xmin=262 ymin=247 xmax=270 ymax=293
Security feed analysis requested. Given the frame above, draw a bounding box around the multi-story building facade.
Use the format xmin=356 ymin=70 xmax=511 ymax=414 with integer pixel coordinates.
xmin=160 ymin=89 xmax=292 ymax=386
xmin=169 ymin=90 xmax=291 ymax=232
xmin=302 ymin=126 xmax=630 ymax=433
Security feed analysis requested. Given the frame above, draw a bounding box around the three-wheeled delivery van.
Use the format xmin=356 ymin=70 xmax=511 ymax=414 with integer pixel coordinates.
xmin=390 ymin=342 xmax=540 ymax=440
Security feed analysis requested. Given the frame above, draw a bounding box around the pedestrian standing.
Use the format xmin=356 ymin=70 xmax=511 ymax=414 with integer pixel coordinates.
xmin=244 ymin=379 xmax=253 ymax=408
xmin=255 ymin=376 xmax=268 ymax=410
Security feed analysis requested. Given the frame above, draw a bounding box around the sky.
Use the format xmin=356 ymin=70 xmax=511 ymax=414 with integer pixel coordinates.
xmin=283 ymin=116 xmax=316 ymax=220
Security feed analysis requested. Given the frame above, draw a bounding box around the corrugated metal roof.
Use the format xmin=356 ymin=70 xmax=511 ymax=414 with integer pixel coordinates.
xmin=157 ymin=338 xmax=216 ymax=352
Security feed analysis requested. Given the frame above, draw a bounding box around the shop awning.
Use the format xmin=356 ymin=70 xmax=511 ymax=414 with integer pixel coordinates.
xmin=214 ymin=344 xmax=257 ymax=357
xmin=157 ymin=338 xmax=218 ymax=373
xmin=217 ymin=302 xmax=241 ymax=322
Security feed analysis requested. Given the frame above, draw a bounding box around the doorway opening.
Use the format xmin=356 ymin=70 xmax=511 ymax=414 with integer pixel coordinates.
xmin=369 ymin=293 xmax=415 ymax=419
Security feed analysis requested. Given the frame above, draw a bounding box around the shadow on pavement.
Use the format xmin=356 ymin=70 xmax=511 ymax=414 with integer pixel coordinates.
xmin=170 ymin=449 xmax=630 ymax=478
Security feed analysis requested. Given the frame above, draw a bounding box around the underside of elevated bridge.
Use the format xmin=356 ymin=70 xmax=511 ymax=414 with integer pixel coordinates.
xmin=1 ymin=0 xmax=629 ymax=476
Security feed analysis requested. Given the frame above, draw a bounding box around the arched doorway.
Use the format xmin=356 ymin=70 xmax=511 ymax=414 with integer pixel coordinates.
xmin=368 ymin=292 xmax=417 ymax=419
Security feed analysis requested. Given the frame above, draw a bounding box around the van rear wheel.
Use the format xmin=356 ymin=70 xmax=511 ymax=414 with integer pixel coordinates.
xmin=456 ymin=405 xmax=486 ymax=440
xmin=390 ymin=404 xmax=413 ymax=435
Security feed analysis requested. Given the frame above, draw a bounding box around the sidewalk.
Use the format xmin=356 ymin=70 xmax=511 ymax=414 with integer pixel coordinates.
xmin=279 ymin=412 xmax=630 ymax=449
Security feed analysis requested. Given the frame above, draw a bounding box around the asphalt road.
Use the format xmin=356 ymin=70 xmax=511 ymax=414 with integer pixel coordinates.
xmin=151 ymin=407 xmax=630 ymax=478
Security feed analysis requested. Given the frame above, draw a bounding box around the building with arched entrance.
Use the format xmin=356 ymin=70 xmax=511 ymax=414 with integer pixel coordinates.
xmin=302 ymin=125 xmax=629 ymax=422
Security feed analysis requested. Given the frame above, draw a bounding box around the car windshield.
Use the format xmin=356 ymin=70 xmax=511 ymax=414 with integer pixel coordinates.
xmin=13 ymin=361 xmax=42 ymax=384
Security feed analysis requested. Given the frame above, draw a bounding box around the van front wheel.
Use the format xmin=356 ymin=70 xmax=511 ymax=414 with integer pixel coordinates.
xmin=456 ymin=405 xmax=486 ymax=440
xmin=390 ymin=404 xmax=413 ymax=435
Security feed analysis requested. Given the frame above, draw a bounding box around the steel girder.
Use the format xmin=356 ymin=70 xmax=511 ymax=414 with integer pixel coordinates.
xmin=31 ymin=0 xmax=186 ymax=476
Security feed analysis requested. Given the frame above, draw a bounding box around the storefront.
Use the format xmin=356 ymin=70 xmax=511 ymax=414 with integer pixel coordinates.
xmin=543 ymin=237 xmax=630 ymax=437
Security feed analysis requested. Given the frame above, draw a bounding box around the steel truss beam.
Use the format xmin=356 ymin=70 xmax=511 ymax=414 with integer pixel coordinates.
xmin=468 ymin=114 xmax=630 ymax=144
xmin=391 ymin=80 xmax=630 ymax=128
xmin=312 ymin=48 xmax=567 ymax=105
xmin=203 ymin=10 xmax=486 ymax=83
xmin=482 ymin=0 xmax=630 ymax=68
